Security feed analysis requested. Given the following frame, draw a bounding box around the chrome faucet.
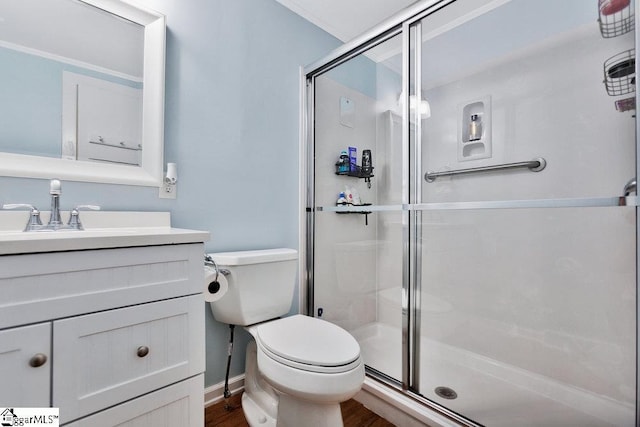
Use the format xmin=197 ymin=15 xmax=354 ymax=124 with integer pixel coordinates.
xmin=2 ymin=179 xmax=100 ymax=231
xmin=48 ymin=179 xmax=63 ymax=228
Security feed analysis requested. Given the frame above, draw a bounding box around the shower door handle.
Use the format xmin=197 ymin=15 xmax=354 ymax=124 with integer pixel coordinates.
xmin=623 ymin=177 xmax=636 ymax=196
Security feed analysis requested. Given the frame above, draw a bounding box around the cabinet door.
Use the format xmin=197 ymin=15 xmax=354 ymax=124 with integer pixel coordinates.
xmin=0 ymin=323 xmax=51 ymax=406
xmin=53 ymin=295 xmax=204 ymax=423
xmin=65 ymin=375 xmax=204 ymax=427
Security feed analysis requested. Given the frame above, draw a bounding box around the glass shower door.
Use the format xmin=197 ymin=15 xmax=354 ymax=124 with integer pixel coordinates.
xmin=310 ymin=32 xmax=407 ymax=383
xmin=412 ymin=0 xmax=637 ymax=425
xmin=307 ymin=0 xmax=637 ymax=424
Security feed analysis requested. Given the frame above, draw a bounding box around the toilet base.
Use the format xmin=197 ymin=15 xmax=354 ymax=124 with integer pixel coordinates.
xmin=242 ymin=392 xmax=276 ymax=427
xmin=242 ymin=391 xmax=343 ymax=427
xmin=277 ymin=394 xmax=344 ymax=427
xmin=241 ymin=339 xmax=349 ymax=427
xmin=242 ymin=340 xmax=278 ymax=427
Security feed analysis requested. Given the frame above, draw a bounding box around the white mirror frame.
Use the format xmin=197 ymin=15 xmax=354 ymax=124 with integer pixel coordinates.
xmin=0 ymin=0 xmax=166 ymax=187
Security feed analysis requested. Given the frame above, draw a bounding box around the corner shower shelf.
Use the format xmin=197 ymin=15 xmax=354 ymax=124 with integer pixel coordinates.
xmin=335 ymin=165 xmax=374 ymax=179
xmin=335 ymin=202 xmax=372 ymax=225
xmin=335 ymin=165 xmax=374 ymax=188
xmin=335 ymin=202 xmax=372 ymax=212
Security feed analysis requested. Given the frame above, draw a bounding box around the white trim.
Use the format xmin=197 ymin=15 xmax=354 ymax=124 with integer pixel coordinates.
xmin=81 ymin=0 xmax=162 ymax=26
xmin=203 ymin=374 xmax=246 ymax=408
xmin=276 ymin=0 xmax=350 ymax=42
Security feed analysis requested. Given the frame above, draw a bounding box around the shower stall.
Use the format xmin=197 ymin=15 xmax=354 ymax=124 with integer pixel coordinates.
xmin=302 ymin=0 xmax=638 ymax=425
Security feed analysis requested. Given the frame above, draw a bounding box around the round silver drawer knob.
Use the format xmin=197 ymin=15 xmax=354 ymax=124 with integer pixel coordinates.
xmin=29 ymin=353 xmax=47 ymax=368
xmin=137 ymin=346 xmax=150 ymax=358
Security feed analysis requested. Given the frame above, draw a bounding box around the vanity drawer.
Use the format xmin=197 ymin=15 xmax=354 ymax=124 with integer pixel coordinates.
xmin=0 ymin=322 xmax=51 ymax=407
xmin=65 ymin=375 xmax=204 ymax=427
xmin=0 ymin=243 xmax=203 ymax=329
xmin=53 ymin=295 xmax=205 ymax=423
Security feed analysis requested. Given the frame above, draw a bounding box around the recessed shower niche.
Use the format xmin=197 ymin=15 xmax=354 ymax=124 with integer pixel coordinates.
xmin=458 ymin=96 xmax=492 ymax=161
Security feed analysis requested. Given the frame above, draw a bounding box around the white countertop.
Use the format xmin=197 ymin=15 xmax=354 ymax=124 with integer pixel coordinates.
xmin=0 ymin=211 xmax=210 ymax=255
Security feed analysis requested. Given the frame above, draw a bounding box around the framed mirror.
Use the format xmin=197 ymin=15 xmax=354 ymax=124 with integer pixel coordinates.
xmin=0 ymin=0 xmax=165 ymax=186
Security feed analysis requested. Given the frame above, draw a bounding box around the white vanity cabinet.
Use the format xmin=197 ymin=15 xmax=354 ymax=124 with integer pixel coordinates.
xmin=0 ymin=235 xmax=207 ymax=426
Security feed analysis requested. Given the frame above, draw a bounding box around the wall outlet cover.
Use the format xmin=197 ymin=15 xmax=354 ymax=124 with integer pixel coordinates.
xmin=158 ymin=183 xmax=177 ymax=199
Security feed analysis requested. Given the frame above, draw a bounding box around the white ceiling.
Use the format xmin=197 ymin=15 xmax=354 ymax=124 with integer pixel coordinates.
xmin=275 ymin=0 xmax=418 ymax=42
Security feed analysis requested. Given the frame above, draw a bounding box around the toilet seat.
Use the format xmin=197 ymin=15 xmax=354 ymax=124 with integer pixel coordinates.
xmin=255 ymin=315 xmax=361 ymax=374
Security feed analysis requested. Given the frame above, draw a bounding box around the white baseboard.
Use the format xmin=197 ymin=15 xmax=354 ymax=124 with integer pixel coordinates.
xmin=204 ymin=374 xmax=246 ymax=408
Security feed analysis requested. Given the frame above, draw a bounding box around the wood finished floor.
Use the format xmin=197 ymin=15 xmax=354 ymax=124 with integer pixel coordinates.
xmin=205 ymin=393 xmax=396 ymax=426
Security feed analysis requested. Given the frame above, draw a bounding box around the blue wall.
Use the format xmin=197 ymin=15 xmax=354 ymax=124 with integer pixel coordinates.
xmin=0 ymin=0 xmax=340 ymax=387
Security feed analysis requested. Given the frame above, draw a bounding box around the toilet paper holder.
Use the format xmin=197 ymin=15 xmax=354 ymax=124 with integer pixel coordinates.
xmin=204 ymin=254 xmax=230 ymax=282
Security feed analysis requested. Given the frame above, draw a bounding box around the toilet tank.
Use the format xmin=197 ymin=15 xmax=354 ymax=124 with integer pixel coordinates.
xmin=207 ymin=248 xmax=298 ymax=326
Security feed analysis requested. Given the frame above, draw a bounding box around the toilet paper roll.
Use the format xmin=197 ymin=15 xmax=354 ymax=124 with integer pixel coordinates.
xmin=203 ymin=265 xmax=228 ymax=302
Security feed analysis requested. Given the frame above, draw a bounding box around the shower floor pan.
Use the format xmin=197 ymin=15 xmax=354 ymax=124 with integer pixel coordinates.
xmin=352 ymin=322 xmax=634 ymax=427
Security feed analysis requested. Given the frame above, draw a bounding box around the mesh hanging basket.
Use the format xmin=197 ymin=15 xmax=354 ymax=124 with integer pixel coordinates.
xmin=603 ymin=49 xmax=635 ymax=96
xmin=598 ymin=0 xmax=634 ymax=38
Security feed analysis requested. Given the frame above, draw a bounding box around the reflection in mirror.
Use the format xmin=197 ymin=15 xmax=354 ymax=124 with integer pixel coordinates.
xmin=0 ymin=0 xmax=165 ymax=186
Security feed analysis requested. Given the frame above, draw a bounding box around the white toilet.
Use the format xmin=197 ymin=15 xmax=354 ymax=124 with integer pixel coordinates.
xmin=207 ymin=248 xmax=364 ymax=427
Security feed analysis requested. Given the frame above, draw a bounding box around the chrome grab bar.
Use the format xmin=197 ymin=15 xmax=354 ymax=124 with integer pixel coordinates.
xmin=424 ymin=157 xmax=547 ymax=183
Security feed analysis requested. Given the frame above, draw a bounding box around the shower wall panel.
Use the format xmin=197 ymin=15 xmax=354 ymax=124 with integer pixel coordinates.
xmin=422 ymin=26 xmax=635 ymax=202
xmin=418 ymin=208 xmax=636 ymax=425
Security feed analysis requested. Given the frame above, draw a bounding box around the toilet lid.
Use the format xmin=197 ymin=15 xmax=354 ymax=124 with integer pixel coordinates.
xmin=256 ymin=315 xmax=361 ymax=370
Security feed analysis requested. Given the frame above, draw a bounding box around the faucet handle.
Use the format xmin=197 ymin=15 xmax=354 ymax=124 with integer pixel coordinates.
xmin=3 ymin=204 xmax=43 ymax=230
xmin=68 ymin=205 xmax=101 ymax=230
xmin=72 ymin=204 xmax=101 ymax=212
xmin=3 ymin=203 xmax=39 ymax=211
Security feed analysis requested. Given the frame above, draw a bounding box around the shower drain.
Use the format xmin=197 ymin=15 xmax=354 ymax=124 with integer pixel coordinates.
xmin=435 ymin=386 xmax=458 ymax=400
